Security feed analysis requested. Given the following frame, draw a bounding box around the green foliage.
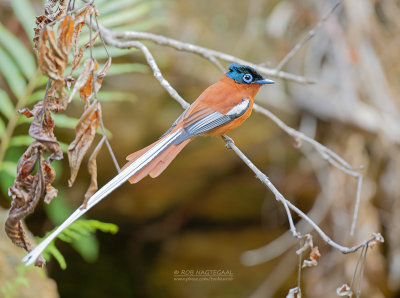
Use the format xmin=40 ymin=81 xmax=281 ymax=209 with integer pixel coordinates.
xmin=45 ymin=195 xmax=105 ymax=263
xmin=0 ymin=47 xmax=27 ymax=98
xmin=0 ymin=23 xmax=36 ymax=78
xmin=39 ymin=219 xmax=119 ymax=270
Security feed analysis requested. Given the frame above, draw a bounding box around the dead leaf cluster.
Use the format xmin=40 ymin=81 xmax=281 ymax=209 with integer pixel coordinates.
xmin=33 ymin=0 xmax=68 ymax=49
xmin=38 ymin=5 xmax=96 ymax=109
xmin=6 ymin=100 xmax=63 ymax=267
xmin=296 ymin=234 xmax=321 ymax=268
xmin=6 ymin=1 xmax=112 ymax=266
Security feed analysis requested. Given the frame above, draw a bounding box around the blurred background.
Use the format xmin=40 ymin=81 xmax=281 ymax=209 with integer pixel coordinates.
xmin=0 ymin=0 xmax=399 ymax=297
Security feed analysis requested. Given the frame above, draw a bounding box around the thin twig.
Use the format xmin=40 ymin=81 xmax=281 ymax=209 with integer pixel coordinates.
xmin=254 ymin=104 xmax=361 ymax=173
xmin=349 ymin=245 xmax=365 ymax=291
xmin=99 ymin=116 xmax=120 ymax=173
xmin=275 ymin=1 xmax=342 ymax=71
xmin=99 ymin=34 xmax=190 ymax=109
xmin=356 ymin=245 xmax=368 ymax=298
xmin=88 ymin=7 xmax=119 ymax=173
xmin=253 ymin=103 xmax=364 ymax=235
xmin=93 ymin=25 xmax=315 ymax=85
xmin=297 ymin=243 xmax=302 ymax=292
xmin=222 ymin=135 xmax=381 ymax=254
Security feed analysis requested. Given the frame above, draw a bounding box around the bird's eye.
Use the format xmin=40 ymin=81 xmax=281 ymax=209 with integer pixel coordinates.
xmin=243 ymin=73 xmax=253 ymax=83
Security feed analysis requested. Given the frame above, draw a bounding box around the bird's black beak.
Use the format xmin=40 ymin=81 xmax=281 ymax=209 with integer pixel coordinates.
xmin=254 ymin=78 xmax=274 ymax=84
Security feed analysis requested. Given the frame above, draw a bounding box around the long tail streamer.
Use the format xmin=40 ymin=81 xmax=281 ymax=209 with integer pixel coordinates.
xmin=22 ymin=129 xmax=181 ymax=266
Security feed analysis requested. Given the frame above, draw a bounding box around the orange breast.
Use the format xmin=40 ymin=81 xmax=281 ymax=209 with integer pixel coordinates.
xmin=184 ymin=75 xmax=261 ymax=136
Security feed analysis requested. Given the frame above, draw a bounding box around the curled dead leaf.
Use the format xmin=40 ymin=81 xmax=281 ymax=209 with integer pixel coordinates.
xmin=37 ymin=16 xmax=75 ymax=107
xmin=6 ymin=152 xmax=50 ymax=267
xmin=6 ymin=99 xmax=63 ymax=265
xmin=80 ymin=60 xmax=99 ymax=106
xmin=68 ymin=100 xmax=101 ymax=186
xmin=336 ymin=284 xmax=353 ymax=297
xmin=296 ymin=234 xmax=314 ymax=255
xmin=67 ymin=58 xmax=97 ymax=104
xmin=70 ymin=6 xmax=96 ymax=73
xmin=95 ymin=57 xmax=112 ymax=92
xmin=302 ymin=247 xmax=321 ymax=268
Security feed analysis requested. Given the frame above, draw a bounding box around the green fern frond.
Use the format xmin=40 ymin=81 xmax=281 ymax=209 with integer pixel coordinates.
xmin=38 ymin=219 xmax=119 ymax=269
xmin=0 ymin=23 xmax=36 ymax=78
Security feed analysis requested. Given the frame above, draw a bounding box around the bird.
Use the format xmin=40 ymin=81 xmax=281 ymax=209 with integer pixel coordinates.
xmin=22 ymin=63 xmax=274 ymax=266
xmin=123 ymin=63 xmax=274 ymax=183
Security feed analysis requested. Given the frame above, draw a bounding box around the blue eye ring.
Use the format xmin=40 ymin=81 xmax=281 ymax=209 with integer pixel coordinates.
xmin=243 ymin=73 xmax=253 ymax=83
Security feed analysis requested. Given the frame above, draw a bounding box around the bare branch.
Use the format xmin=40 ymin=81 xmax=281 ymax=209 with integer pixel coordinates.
xmin=253 ymin=103 xmax=364 ymax=235
xmin=100 ymin=34 xmax=190 ymax=109
xmin=221 ymin=135 xmax=381 ymax=254
xmin=94 ymin=25 xmax=314 ymax=85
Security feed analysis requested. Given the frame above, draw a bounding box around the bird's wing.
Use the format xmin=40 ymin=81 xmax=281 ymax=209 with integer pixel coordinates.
xmin=173 ymin=98 xmax=250 ymax=144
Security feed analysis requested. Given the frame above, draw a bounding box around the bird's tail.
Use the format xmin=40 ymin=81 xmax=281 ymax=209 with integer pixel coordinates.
xmin=22 ymin=129 xmax=188 ymax=266
xmin=123 ymin=133 xmax=191 ymax=184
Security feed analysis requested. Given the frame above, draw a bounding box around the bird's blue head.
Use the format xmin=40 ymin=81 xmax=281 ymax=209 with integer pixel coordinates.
xmin=226 ymin=63 xmax=274 ymax=85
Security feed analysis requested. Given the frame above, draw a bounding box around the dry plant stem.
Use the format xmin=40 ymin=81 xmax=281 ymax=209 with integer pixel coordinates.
xmin=357 ymin=245 xmax=368 ymax=297
xmin=253 ymin=103 xmax=364 ymax=235
xmin=100 ymin=36 xmax=190 ymax=109
xmin=297 ymin=246 xmax=302 ymax=291
xmin=222 ymin=134 xmax=299 ymax=238
xmin=349 ymin=245 xmax=365 ymax=295
xmin=253 ymin=104 xmax=360 ymax=172
xmin=222 ymin=135 xmax=378 ymax=254
xmin=0 ymin=70 xmax=41 ymax=166
xmin=242 ymin=148 xmax=333 ymax=266
xmin=275 ymin=1 xmax=341 ymax=71
xmin=95 ymin=26 xmax=314 ymax=85
xmin=99 ymin=117 xmax=120 ymax=172
xmin=89 ymin=10 xmax=120 ymax=173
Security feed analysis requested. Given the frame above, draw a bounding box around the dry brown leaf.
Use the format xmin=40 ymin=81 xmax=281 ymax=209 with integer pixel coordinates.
xmin=68 ymin=100 xmax=101 ymax=186
xmin=33 ymin=0 xmax=68 ymax=48
xmin=6 ymin=99 xmax=63 ymax=263
xmin=95 ymin=57 xmax=112 ymax=92
xmin=336 ymin=284 xmax=353 ymax=297
xmin=71 ymin=6 xmax=94 ymax=57
xmin=6 ymin=151 xmax=54 ymax=268
xmin=302 ymin=246 xmax=321 ymax=268
xmin=38 ymin=29 xmax=61 ymax=80
xmin=296 ymin=234 xmax=314 ymax=255
xmin=57 ymin=15 xmax=74 ymax=57
xmin=67 ymin=58 xmax=97 ymax=104
xmin=82 ymin=137 xmax=105 ymax=208
xmin=80 ymin=60 xmax=99 ymax=106
xmin=37 ymin=16 xmax=75 ymax=107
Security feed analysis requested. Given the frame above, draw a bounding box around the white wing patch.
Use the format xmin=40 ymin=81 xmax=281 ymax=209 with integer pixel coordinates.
xmin=173 ymin=99 xmax=250 ymax=144
xmin=226 ymin=99 xmax=250 ymax=118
